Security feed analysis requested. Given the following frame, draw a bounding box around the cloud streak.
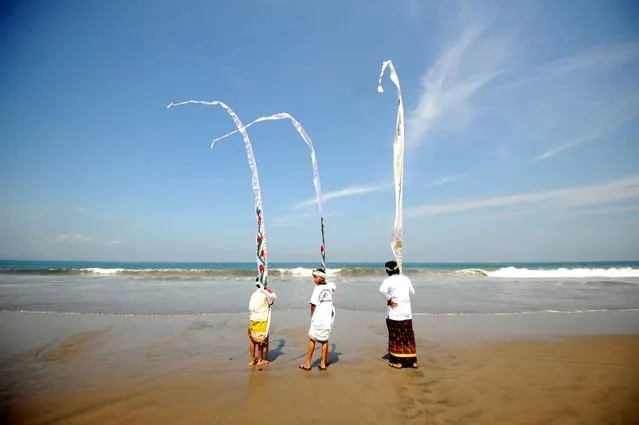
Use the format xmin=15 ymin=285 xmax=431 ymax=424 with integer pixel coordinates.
xmin=498 ymin=41 xmax=639 ymax=94
xmin=407 ymin=22 xmax=507 ymax=146
xmin=56 ymin=234 xmax=92 ymax=244
xmin=273 ymin=210 xmax=339 ymax=228
xmin=533 ymin=130 xmax=601 ymax=161
xmin=569 ymin=205 xmax=639 ymax=216
xmin=406 ymin=174 xmax=639 ymax=217
xmin=539 ymin=41 xmax=639 ymax=80
xmin=425 ymin=174 xmax=467 ymax=187
xmin=292 ymin=184 xmax=389 ymax=210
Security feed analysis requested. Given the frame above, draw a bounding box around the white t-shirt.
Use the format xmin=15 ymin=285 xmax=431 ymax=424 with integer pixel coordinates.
xmin=379 ymin=274 xmax=415 ymax=321
xmin=310 ymin=281 xmax=336 ymax=307
xmin=309 ymin=281 xmax=336 ymax=339
xmin=248 ymin=287 xmax=276 ymax=322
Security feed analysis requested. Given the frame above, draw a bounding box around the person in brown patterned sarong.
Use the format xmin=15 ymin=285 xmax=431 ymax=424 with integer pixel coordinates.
xmin=379 ymin=260 xmax=418 ymax=369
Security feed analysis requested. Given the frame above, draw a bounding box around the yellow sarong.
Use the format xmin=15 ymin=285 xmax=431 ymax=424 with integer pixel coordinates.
xmin=248 ymin=320 xmax=268 ymax=345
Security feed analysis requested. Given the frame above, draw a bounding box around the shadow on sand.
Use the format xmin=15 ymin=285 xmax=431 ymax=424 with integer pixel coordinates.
xmin=268 ymin=339 xmax=286 ymax=362
xmin=309 ymin=343 xmax=342 ymax=368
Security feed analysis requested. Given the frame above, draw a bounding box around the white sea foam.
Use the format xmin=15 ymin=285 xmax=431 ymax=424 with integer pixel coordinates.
xmin=273 ymin=267 xmax=342 ymax=276
xmin=80 ymin=268 xmax=125 ymax=274
xmin=487 ymin=267 xmax=639 ymax=278
xmin=455 ymin=268 xmax=490 ymax=276
xmin=3 ymin=307 xmax=638 ymax=318
xmin=413 ymin=308 xmax=639 ymax=316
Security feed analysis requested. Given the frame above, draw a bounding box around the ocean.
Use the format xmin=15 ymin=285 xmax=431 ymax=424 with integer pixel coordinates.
xmin=1 ymin=260 xmax=638 ymax=317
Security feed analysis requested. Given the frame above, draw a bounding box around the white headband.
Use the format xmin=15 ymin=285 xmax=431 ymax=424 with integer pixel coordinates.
xmin=312 ymin=270 xmax=326 ymax=278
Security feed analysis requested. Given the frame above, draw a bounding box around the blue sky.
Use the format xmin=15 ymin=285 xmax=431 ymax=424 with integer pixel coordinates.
xmin=1 ymin=0 xmax=638 ymax=263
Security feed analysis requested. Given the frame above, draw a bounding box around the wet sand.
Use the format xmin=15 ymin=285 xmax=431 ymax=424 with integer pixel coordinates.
xmin=1 ymin=310 xmax=639 ymax=424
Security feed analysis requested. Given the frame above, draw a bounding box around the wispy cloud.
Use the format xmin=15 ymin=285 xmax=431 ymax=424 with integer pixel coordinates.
xmin=292 ymin=184 xmax=389 ymax=210
xmin=533 ymin=130 xmax=601 ymax=161
xmin=487 ymin=210 xmax=536 ymax=221
xmin=539 ymin=41 xmax=639 ymax=80
xmin=272 ymin=212 xmax=316 ymax=228
xmin=56 ymin=234 xmax=92 ymax=244
xmin=425 ymin=174 xmax=467 ymax=187
xmin=407 ymin=22 xmax=507 ymax=146
xmin=568 ymin=205 xmax=639 ymax=217
xmin=487 ymin=204 xmax=639 ymax=221
xmin=105 ymin=240 xmax=123 ymax=247
xmin=406 ymin=174 xmax=639 ymax=217
xmin=498 ymin=42 xmax=639 ymax=94
xmin=273 ymin=211 xmax=339 ymax=228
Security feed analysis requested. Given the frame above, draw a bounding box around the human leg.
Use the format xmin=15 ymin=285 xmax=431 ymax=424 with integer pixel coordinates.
xmin=299 ymin=338 xmax=315 ymax=370
xmin=249 ymin=338 xmax=256 ymax=366
xmin=257 ymin=338 xmax=270 ymax=366
xmin=319 ymin=341 xmax=329 ymax=369
xmin=386 ymin=318 xmax=403 ymax=368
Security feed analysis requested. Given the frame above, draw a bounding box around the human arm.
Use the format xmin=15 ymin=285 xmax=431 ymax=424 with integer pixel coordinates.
xmin=379 ymin=279 xmax=390 ymax=299
xmin=309 ymin=286 xmax=319 ymax=317
xmin=380 ymin=279 xmax=398 ymax=308
xmin=264 ymin=288 xmax=277 ymax=305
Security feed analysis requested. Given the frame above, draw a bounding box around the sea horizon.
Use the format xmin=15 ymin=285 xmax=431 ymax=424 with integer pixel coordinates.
xmin=2 ymin=258 xmax=639 ymax=268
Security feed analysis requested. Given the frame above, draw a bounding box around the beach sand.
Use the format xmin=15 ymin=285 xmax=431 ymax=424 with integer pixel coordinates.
xmin=1 ymin=311 xmax=638 ymax=425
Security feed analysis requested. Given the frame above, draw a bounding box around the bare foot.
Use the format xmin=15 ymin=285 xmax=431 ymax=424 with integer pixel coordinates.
xmin=257 ymin=359 xmax=270 ymax=366
xmin=412 ymin=362 xmax=418 ymax=368
xmin=298 ymin=363 xmax=311 ymax=371
xmin=249 ymin=358 xmax=258 ymax=367
xmin=389 ymin=363 xmax=403 ymax=369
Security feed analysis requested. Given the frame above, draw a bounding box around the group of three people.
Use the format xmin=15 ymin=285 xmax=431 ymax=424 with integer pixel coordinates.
xmin=247 ymin=260 xmax=418 ymax=370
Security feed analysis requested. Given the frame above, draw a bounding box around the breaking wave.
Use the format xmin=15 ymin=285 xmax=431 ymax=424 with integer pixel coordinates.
xmin=3 ymin=307 xmax=638 ymax=317
xmin=1 ymin=265 xmax=638 ymax=279
xmin=457 ymin=267 xmax=639 ymax=278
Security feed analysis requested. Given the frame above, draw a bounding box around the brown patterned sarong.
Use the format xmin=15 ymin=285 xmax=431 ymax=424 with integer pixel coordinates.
xmin=386 ymin=318 xmax=417 ymax=367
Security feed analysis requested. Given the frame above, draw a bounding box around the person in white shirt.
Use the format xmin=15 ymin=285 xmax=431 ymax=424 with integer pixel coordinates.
xmin=299 ymin=267 xmax=336 ymax=371
xmin=379 ymin=260 xmax=418 ymax=369
xmin=248 ymin=278 xmax=277 ymax=367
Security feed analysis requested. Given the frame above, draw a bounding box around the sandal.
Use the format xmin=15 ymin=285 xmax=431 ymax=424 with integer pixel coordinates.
xmin=298 ymin=364 xmax=311 ymax=371
xmin=388 ymin=363 xmax=403 ymax=369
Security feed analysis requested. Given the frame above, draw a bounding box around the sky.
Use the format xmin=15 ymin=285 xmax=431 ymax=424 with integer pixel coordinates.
xmin=1 ymin=0 xmax=638 ymax=263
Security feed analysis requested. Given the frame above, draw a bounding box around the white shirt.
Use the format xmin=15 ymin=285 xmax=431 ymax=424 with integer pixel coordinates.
xmin=379 ymin=274 xmax=415 ymax=321
xmin=309 ymin=282 xmax=336 ymax=341
xmin=310 ymin=281 xmax=336 ymax=307
xmin=248 ymin=287 xmax=276 ymax=322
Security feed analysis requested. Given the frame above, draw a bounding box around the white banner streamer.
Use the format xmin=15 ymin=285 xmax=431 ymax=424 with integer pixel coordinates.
xmin=211 ymin=113 xmax=327 ymax=270
xmin=167 ymin=100 xmax=269 ymax=288
xmin=377 ymin=60 xmax=405 ymax=274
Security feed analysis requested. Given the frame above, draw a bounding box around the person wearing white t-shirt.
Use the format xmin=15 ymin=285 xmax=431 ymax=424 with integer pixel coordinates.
xmin=248 ymin=278 xmax=277 ymax=367
xmin=299 ymin=267 xmax=336 ymax=371
xmin=379 ymin=260 xmax=418 ymax=369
